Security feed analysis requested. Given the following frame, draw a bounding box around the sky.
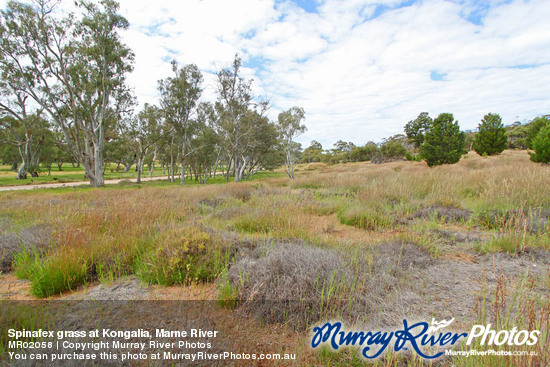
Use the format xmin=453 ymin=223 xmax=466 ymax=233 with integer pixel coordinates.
xmin=3 ymin=0 xmax=550 ymax=148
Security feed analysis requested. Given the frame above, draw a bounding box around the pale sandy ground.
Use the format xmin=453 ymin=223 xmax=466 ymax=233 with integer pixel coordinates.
xmin=0 ymin=175 xmax=172 ymax=192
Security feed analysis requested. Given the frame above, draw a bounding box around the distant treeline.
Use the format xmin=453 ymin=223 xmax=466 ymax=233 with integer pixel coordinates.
xmin=300 ymin=114 xmax=550 ymax=166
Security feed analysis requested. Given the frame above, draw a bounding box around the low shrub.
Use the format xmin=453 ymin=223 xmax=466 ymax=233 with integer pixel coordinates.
xmin=135 ymin=226 xmax=231 ymax=286
xmin=14 ymin=247 xmax=89 ymax=297
xmin=223 ymin=241 xmax=354 ymax=330
xmin=337 ymin=205 xmax=395 ymax=230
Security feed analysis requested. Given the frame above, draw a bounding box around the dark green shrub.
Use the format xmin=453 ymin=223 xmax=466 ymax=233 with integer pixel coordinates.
xmin=420 ymin=113 xmax=465 ymax=167
xmin=529 ymin=122 xmax=550 ymax=163
xmin=526 ymin=116 xmax=550 ymax=149
xmin=473 ymin=113 xmax=507 ymax=156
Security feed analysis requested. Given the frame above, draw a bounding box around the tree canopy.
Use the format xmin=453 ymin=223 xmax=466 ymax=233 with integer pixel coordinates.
xmin=473 ymin=113 xmax=507 ymax=156
xmin=420 ymin=113 xmax=465 ymax=167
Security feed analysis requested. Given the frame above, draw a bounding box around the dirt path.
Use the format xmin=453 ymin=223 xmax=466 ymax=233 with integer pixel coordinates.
xmin=0 ymin=175 xmax=173 ymax=192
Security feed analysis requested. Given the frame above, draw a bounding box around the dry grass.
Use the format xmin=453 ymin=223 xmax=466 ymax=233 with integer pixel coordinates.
xmin=0 ymin=150 xmax=549 ymax=366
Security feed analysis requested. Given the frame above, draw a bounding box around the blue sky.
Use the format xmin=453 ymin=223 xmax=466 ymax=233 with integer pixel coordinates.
xmin=3 ymin=0 xmax=549 ymax=148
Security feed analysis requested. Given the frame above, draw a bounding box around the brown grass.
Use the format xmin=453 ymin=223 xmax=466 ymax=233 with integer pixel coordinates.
xmin=0 ymin=150 xmax=548 ymax=366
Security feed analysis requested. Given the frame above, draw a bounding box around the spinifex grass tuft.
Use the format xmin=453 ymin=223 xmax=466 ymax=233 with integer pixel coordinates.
xmin=134 ymin=226 xmax=232 ymax=286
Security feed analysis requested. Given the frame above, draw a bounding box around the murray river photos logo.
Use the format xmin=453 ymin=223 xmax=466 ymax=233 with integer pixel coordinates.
xmin=310 ymin=318 xmax=540 ymax=359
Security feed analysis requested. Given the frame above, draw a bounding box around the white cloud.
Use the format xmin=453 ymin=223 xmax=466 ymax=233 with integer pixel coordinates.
xmin=2 ymin=0 xmax=549 ymax=148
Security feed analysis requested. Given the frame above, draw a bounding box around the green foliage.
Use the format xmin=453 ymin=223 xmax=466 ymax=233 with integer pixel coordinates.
xmin=349 ymin=142 xmax=379 ymax=162
xmin=506 ymin=123 xmax=529 ymax=149
xmin=134 ymin=227 xmax=231 ymax=286
xmin=405 ymin=151 xmax=422 ymax=161
xmin=379 ymin=140 xmax=407 ymax=159
xmin=526 ymin=116 xmax=550 ymax=149
xmin=12 ymin=246 xmax=41 ymax=280
xmin=529 ymin=122 xmax=550 ymax=163
xmin=217 ymin=269 xmax=241 ymax=308
xmin=0 ymin=115 xmax=55 ymax=179
xmin=331 ymin=140 xmax=356 ymax=163
xmin=278 ymin=107 xmax=307 ymax=178
xmin=337 ymin=205 xmax=394 ymax=230
xmin=14 ymin=249 xmax=89 ymax=297
xmin=0 ymin=0 xmax=134 ymax=186
xmin=473 ymin=113 xmax=507 ymax=156
xmin=302 ymin=140 xmax=324 ymax=162
xmin=420 ymin=113 xmax=466 ymax=167
xmin=405 ymin=112 xmax=432 ymax=148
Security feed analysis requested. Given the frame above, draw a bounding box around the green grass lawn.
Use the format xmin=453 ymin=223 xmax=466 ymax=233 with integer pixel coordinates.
xmin=0 ymin=163 xmax=237 ymax=186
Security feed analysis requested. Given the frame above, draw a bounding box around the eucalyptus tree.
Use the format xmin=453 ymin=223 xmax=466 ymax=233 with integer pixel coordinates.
xmin=187 ymin=125 xmax=219 ymax=183
xmin=302 ymin=141 xmax=323 ymax=163
xmin=405 ymin=112 xmax=432 ymax=148
xmin=0 ymin=80 xmax=49 ymax=179
xmin=123 ymin=104 xmax=164 ymax=184
xmin=0 ymin=139 xmax=20 ymax=171
xmin=156 ymin=120 xmax=179 ymax=182
xmin=158 ymin=61 xmax=203 ymax=185
xmin=0 ymin=0 xmax=134 ymax=186
xmin=38 ymin=126 xmax=68 ymax=175
xmin=0 ymin=113 xmax=51 ymax=179
xmin=331 ymin=140 xmax=355 ymax=163
xmin=277 ymin=107 xmax=306 ymax=179
xmin=215 ymin=55 xmax=270 ymax=182
xmin=104 ymin=134 xmax=136 ymax=172
xmin=238 ymin=109 xmax=281 ymax=180
xmin=187 ymin=102 xmax=221 ymax=182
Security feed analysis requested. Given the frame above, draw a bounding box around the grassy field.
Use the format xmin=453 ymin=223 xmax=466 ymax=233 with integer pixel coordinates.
xmin=0 ymin=163 xmax=203 ymax=186
xmin=1 ymin=150 xmax=549 ymax=366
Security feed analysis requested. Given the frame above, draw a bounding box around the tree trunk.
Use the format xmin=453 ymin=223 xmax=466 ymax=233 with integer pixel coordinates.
xmin=225 ymin=158 xmax=232 ymax=182
xmin=170 ymin=155 xmax=175 ymax=183
xmin=235 ymin=156 xmax=247 ymax=182
xmin=286 ymin=150 xmax=295 ymax=179
xmin=16 ymin=139 xmax=33 ymax=180
xmin=170 ymin=135 xmax=175 ymax=183
xmin=149 ymin=149 xmax=156 ymax=178
xmin=213 ymin=154 xmax=219 ymax=179
xmin=246 ymin=165 xmax=260 ymax=180
xmin=92 ymin=142 xmax=104 ymax=187
xmin=180 ymin=140 xmax=187 ymax=185
xmin=17 ymin=161 xmax=27 ymax=180
xmin=136 ymin=156 xmax=142 ymax=184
